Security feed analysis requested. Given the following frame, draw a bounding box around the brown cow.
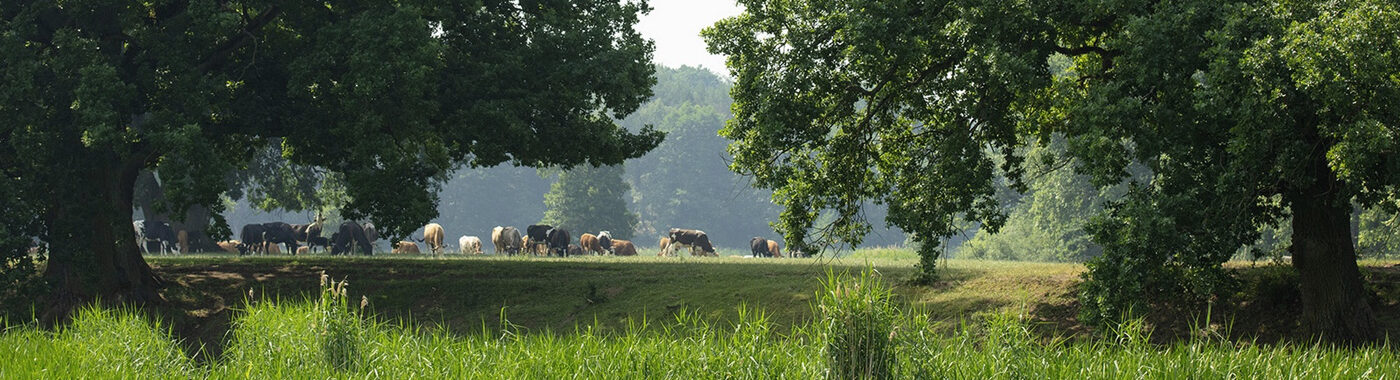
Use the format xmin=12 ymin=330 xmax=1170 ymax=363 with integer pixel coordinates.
xmin=767 ymin=240 xmax=782 ymax=258
xmin=658 ymin=237 xmax=671 ymax=256
xmin=422 ymin=223 xmax=445 ymax=255
xmin=296 ymin=246 xmax=310 ymax=255
xmin=267 ymin=243 xmax=282 ymax=255
xmin=580 ymin=233 xmax=602 ymax=255
xmin=611 ymin=239 xmax=637 ymax=256
xmin=217 ymin=240 xmax=242 ymax=254
xmin=491 ymin=226 xmax=505 ymax=254
xmin=393 ymin=241 xmax=420 ymax=254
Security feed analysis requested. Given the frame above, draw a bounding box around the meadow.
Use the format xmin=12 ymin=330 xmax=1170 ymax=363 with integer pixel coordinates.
xmin=3 ymin=250 xmax=1399 ymax=378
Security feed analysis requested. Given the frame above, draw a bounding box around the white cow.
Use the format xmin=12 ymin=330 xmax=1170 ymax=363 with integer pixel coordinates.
xmin=459 ymin=235 xmax=483 ymax=254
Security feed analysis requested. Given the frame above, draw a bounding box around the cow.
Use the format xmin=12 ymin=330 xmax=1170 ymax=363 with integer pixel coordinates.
xmin=363 ymin=222 xmax=379 ymax=251
xmin=598 ymin=231 xmax=613 ymax=255
xmin=420 ymin=223 xmax=445 ymax=255
xmin=329 ymin=221 xmax=373 ymax=256
xmin=296 ymin=246 xmax=309 ymax=255
xmin=611 ymin=239 xmax=637 ymax=256
xmin=491 ymin=226 xmax=506 ymax=254
xmin=658 ymin=237 xmax=670 ymax=256
xmin=393 ymin=241 xmax=420 ymax=254
xmin=260 ymin=222 xmax=300 ymax=254
xmin=666 ymin=228 xmax=717 ymax=257
xmin=579 ymin=233 xmax=602 ymax=255
xmin=500 ymin=226 xmax=523 ymax=255
xmin=567 ymin=244 xmax=584 ymax=256
xmin=768 ymin=240 xmax=782 ymax=258
xmin=291 ymin=222 xmax=323 ymax=244
xmin=134 ymin=220 xmax=178 ymax=255
xmin=216 ymin=240 xmax=242 ymax=254
xmin=751 ymin=237 xmax=771 ymax=257
xmin=266 ymin=244 xmax=281 ymax=255
xmin=239 ymin=223 xmax=267 ymax=255
xmin=526 ymin=224 xmax=552 ymax=254
xmin=307 ymin=236 xmax=331 ymax=253
xmin=546 ymin=228 xmax=570 ymax=257
xmin=459 ymin=236 xmax=483 ymax=254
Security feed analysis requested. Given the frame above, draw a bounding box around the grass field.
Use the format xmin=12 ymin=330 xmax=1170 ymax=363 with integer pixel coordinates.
xmin=3 ymin=259 xmax=1398 ymax=378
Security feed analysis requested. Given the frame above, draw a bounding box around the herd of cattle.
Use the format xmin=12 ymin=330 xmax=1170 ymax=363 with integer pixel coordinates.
xmin=132 ymin=219 xmax=800 ymax=258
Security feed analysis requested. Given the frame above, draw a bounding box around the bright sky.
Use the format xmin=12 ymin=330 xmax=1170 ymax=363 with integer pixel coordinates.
xmin=635 ymin=0 xmax=745 ymax=75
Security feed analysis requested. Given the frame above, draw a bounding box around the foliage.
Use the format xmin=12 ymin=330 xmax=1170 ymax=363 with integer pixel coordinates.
xmin=542 ymin=165 xmax=639 ymax=240
xmin=0 ymin=0 xmax=664 ymax=305
xmin=1357 ymin=201 xmax=1400 ymax=258
xmin=704 ymin=0 xmax=1400 ymax=340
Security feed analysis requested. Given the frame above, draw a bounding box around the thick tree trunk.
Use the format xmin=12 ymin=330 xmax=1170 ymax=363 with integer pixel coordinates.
xmin=1288 ymin=180 xmax=1379 ymax=345
xmin=41 ymin=158 xmax=164 ymax=323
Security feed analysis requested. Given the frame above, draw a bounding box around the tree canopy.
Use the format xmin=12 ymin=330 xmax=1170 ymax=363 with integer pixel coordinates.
xmin=542 ymin=165 xmax=639 ymax=240
xmin=0 ymin=0 xmax=661 ymax=317
xmin=705 ymin=0 xmax=1400 ymax=343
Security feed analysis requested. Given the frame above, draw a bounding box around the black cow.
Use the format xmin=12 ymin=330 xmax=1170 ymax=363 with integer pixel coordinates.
xmin=598 ymin=231 xmax=613 ymax=255
xmin=501 ymin=226 xmax=523 ymax=255
xmin=526 ymin=224 xmax=551 ymax=253
xmin=134 ymin=220 xmax=178 ymax=254
xmin=546 ymin=228 xmax=570 ymax=257
xmin=291 ymin=223 xmax=323 ymax=243
xmin=307 ymin=236 xmax=331 ymax=253
xmin=668 ymin=228 xmax=717 ymax=256
xmin=238 ymin=223 xmax=267 ymax=255
xmin=261 ymin=222 xmax=300 ymax=254
xmin=750 ymin=237 xmax=771 ymax=257
xmin=567 ymin=244 xmax=583 ymax=256
xmin=330 ymin=221 xmax=373 ymax=256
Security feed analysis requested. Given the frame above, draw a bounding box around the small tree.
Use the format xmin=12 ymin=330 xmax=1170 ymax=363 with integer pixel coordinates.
xmin=542 ymin=165 xmax=639 ymax=240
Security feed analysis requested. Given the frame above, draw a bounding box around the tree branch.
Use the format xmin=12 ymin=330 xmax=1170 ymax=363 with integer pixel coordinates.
xmin=196 ymin=6 xmax=281 ymax=74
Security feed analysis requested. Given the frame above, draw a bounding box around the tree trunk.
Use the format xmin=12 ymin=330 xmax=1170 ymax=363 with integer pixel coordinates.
xmin=135 ymin=170 xmax=221 ymax=252
xmin=1289 ymin=178 xmax=1379 ymax=345
xmin=41 ymin=157 xmax=164 ymax=323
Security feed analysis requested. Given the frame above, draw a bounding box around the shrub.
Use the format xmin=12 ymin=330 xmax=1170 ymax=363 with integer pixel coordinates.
xmin=816 ymin=268 xmax=898 ymax=379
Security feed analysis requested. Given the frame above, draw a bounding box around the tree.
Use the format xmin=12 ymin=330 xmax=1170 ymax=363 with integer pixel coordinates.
xmin=705 ymin=0 xmax=1400 ymax=343
xmin=542 ymin=165 xmax=639 ymax=240
xmin=1 ymin=1 xmax=662 ymax=319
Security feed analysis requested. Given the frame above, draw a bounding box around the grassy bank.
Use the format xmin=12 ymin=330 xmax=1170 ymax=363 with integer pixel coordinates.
xmin=3 ymin=270 xmax=1396 ymax=379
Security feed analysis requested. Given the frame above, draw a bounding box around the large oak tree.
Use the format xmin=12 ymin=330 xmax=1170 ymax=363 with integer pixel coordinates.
xmin=0 ymin=0 xmax=662 ymax=318
xmin=705 ymin=0 xmax=1399 ymax=343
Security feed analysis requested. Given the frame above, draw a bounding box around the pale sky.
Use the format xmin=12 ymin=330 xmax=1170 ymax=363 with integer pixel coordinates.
xmin=635 ymin=0 xmax=745 ymax=75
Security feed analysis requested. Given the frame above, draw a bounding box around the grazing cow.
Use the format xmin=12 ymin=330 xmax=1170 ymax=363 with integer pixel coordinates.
xmin=526 ymin=224 xmax=552 ymax=254
xmin=768 ymin=240 xmax=782 ymax=258
xmin=666 ymin=228 xmax=717 ymax=257
xmin=216 ymin=240 xmax=242 ymax=254
xmin=658 ymin=237 xmax=671 ymax=256
xmin=611 ymin=240 xmax=638 ymax=256
xmin=291 ymin=222 xmax=323 ymax=244
xmin=501 ymin=226 xmax=523 ymax=255
xmin=459 ymin=236 xmax=483 ymax=254
xmin=393 ymin=241 xmax=420 ymax=254
xmin=329 ymin=221 xmax=373 ymax=256
xmin=579 ymin=233 xmax=602 ymax=255
xmin=239 ymin=223 xmax=267 ymax=255
xmin=546 ymin=228 xmax=570 ymax=257
xmin=363 ymin=222 xmax=379 ymax=251
xmin=597 ymin=231 xmax=613 ymax=255
xmin=176 ymin=230 xmax=189 ymax=254
xmin=307 ymin=236 xmax=331 ymax=253
xmin=260 ymin=222 xmax=300 ymax=254
xmin=751 ymin=237 xmax=771 ymax=257
xmin=567 ymin=244 xmax=583 ymax=256
xmin=491 ymin=226 xmax=506 ymax=254
xmin=266 ymin=244 xmax=281 ymax=255
xmin=134 ymin=220 xmax=178 ymax=254
xmin=420 ymin=223 xmax=445 ymax=255
xmin=296 ymin=246 xmax=309 ymax=255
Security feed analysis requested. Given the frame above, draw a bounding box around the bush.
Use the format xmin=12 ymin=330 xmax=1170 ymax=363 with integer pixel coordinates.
xmin=817 ymin=268 xmax=898 ymax=380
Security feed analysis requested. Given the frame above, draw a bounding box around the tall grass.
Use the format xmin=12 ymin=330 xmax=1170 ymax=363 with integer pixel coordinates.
xmin=2 ymin=270 xmax=1397 ymax=378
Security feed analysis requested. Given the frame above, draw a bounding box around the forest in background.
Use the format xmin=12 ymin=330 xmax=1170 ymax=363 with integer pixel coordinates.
xmin=214 ymin=65 xmax=1399 ymax=256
